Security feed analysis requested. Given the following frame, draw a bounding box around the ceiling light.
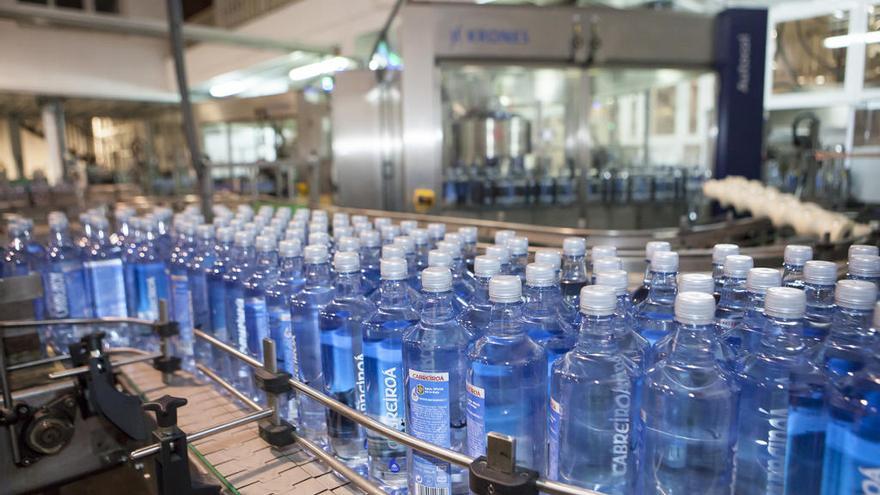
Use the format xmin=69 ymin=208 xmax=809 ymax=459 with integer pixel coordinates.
xmin=288 ymin=57 xmax=354 ymax=82
xmin=209 ymin=79 xmax=248 ymax=98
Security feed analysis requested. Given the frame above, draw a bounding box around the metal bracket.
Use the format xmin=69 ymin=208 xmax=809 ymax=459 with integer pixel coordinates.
xmin=252 ymin=367 xmax=292 ymax=395
xmin=258 ymin=419 xmax=296 ymax=447
xmin=469 ymin=433 xmax=538 ymax=495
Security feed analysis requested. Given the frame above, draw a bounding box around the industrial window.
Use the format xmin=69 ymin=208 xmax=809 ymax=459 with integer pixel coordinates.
xmin=55 ymin=0 xmax=84 ymax=9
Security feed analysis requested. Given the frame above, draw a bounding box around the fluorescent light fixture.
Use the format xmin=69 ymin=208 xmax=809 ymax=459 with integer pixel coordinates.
xmin=209 ymin=79 xmax=248 ymax=98
xmin=288 ymin=57 xmax=354 ymax=82
xmin=823 ymin=31 xmax=880 ymax=49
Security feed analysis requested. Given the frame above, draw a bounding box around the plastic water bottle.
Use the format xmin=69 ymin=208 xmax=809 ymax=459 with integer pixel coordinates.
xmin=821 ymin=310 xmax=880 ymax=495
xmin=170 ymin=221 xmax=196 ymax=369
xmin=244 ymin=235 xmax=278 ymax=367
xmin=381 ymin=225 xmax=400 ymax=247
xmin=394 ymin=236 xmax=421 ymax=291
xmin=44 ymin=213 xmax=90 ymax=348
xmin=437 ymin=240 xmax=474 ymax=303
xmin=485 ymin=245 xmax=511 ymax=275
xmin=595 ymin=270 xmax=649 ymax=371
xmin=734 ymin=287 xmax=824 ymax=495
xmin=134 ymin=217 xmax=169 ymax=321
xmin=522 ymin=263 xmax=570 ymax=378
xmin=266 ymin=239 xmax=304 ymax=418
xmin=224 ymin=231 xmax=256 ymax=386
xmin=634 ymin=251 xmax=679 ymax=346
xmin=711 ymin=244 xmax=740 ymax=295
xmin=638 ymin=291 xmax=739 ymax=494
xmin=847 ymin=244 xmax=878 ymax=258
xmin=457 ymin=226 xmax=478 ymax=272
xmin=714 ymin=254 xmax=754 ymax=333
xmin=317 ymin=251 xmax=373 ymax=472
xmin=720 ymin=267 xmax=781 ymax=358
xmin=290 ymin=244 xmax=335 ymax=443
xmin=632 ymin=241 xmax=671 ymax=305
xmin=428 ymin=250 xmax=467 ymax=313
xmin=549 ymin=285 xmax=637 ymax=494
xmin=507 ymin=236 xmax=529 ymax=280
xmin=205 ymin=226 xmax=233 ymax=374
xmin=494 ymin=230 xmax=516 ymax=247
xmin=189 ymin=224 xmax=215 ymax=335
xmin=678 ymin=272 xmax=715 ymax=295
xmin=535 ymin=249 xmax=561 ymax=283
xmin=814 ymin=280 xmax=878 ymax=380
xmin=403 ymin=267 xmax=470 ymax=495
xmin=467 ymin=275 xmax=547 ymax=473
xmin=458 ymin=255 xmax=501 ymax=342
xmin=398 ymin=219 xmax=417 ymax=235
xmin=363 ymin=258 xmax=420 ymax=493
xmin=410 ymin=228 xmax=430 ymax=271
xmin=589 ymin=245 xmax=617 ymax=282
xmin=360 ymin=230 xmax=382 ymax=296
xmin=427 ymin=223 xmax=446 ymax=249
xmin=8 ymin=218 xmax=47 ymax=320
xmin=802 ymin=260 xmax=837 ymax=347
xmin=782 ymin=245 xmax=813 ymax=289
xmin=84 ymin=216 xmax=128 ymax=320
xmin=121 ymin=216 xmax=140 ymax=318
xmin=559 ymin=237 xmax=588 ymax=316
xmin=846 ymin=254 xmax=880 ymax=289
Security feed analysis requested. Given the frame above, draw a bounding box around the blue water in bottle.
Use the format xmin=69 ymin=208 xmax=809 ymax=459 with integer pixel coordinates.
xmin=360 ymin=230 xmax=381 ymax=297
xmin=266 ymin=239 xmax=304 ymax=419
xmin=550 ymin=286 xmax=638 ymax=494
xmin=802 ymin=260 xmax=837 ymax=348
xmin=631 ymin=241 xmax=671 ymax=306
xmin=458 ymin=256 xmax=501 ymax=342
xmin=244 ymin=235 xmax=278 ymax=365
xmin=206 ymin=227 xmax=234 ymax=376
xmin=507 ymin=236 xmax=529 ymax=281
xmin=84 ymin=216 xmax=128 ymax=324
xmin=120 ymin=216 xmax=140 ymax=318
xmin=814 ymin=280 xmax=877 ymax=381
xmin=438 ymin=240 xmax=474 ymax=302
xmin=403 ymin=267 xmax=469 ymax=495
xmin=223 ymin=231 xmax=256 ymax=388
xmin=170 ymin=221 xmax=196 ymax=370
xmin=290 ymin=244 xmax=335 ymax=443
xmin=189 ymin=225 xmax=216 ymax=335
xmin=319 ymin=251 xmax=373 ymax=473
xmin=559 ymin=238 xmax=588 ymax=319
xmin=467 ymin=275 xmax=547 ymax=473
xmin=362 ymin=258 xmax=419 ymax=493
xmin=457 ymin=227 xmax=477 ymax=271
xmin=634 ymin=251 xmax=679 ymax=347
xmin=638 ymin=291 xmax=739 ymax=495
xmin=44 ymin=214 xmax=90 ymax=349
xmin=594 ymin=270 xmax=650 ymax=371
xmin=720 ymin=267 xmax=781 ymax=359
xmin=714 ymin=254 xmax=753 ymax=335
xmin=521 ymin=263 xmax=569 ymax=379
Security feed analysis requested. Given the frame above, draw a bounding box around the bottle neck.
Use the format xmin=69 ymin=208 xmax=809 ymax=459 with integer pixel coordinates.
xmin=487 ymin=300 xmax=525 ymax=336
xmin=648 ymin=270 xmax=677 ymax=300
xmin=562 ymin=254 xmax=586 ymax=281
xmin=642 ymin=260 xmax=652 ymax=285
xmin=576 ymin=313 xmax=618 ymax=352
xmin=830 ymin=306 xmax=874 ymax=338
xmin=744 ymin=290 xmax=767 ymax=317
xmin=378 ymin=279 xmax=412 ymax=307
xmin=255 ymin=250 xmax=278 ymax=270
xmin=49 ymin=226 xmax=72 ymax=247
xmin=615 ymin=293 xmax=631 ymax=317
xmin=335 ymin=271 xmax=363 ymax=297
xmin=760 ymin=315 xmax=806 ymax=352
xmin=279 ymin=255 xmax=303 ymax=279
xmin=524 ymin=284 xmax=559 ymax=308
xmin=472 ymin=276 xmax=492 ymax=305
xmin=360 ymin=246 xmax=380 ymax=268
xmin=718 ymin=275 xmax=747 ymax=307
xmin=305 ymin=261 xmax=332 ymax=287
xmin=667 ymin=321 xmax=718 ymax=365
xmin=419 ymin=289 xmax=458 ymax=322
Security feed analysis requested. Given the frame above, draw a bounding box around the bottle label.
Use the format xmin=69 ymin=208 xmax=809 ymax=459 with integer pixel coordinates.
xmin=268 ymin=305 xmax=294 ymax=374
xmin=824 ymin=421 xmax=880 ymax=495
xmin=85 ymin=259 xmax=127 ymax=317
xmin=235 ymin=297 xmax=247 ymax=351
xmin=548 ymin=398 xmax=562 ymax=479
xmin=466 ymin=382 xmax=486 ymax=458
xmin=208 ymin=280 xmax=227 ymax=339
xmin=354 ymin=352 xmax=365 ymax=412
xmin=47 ymin=271 xmax=69 ymax=318
xmin=378 ymin=363 xmax=405 ymax=432
xmin=171 ymin=274 xmax=194 ymax=352
xmin=245 ymin=296 xmax=269 ymax=354
xmin=189 ymin=273 xmax=209 ymax=329
xmin=409 ymin=370 xmax=452 ymax=495
xmin=62 ymin=265 xmax=89 ymax=318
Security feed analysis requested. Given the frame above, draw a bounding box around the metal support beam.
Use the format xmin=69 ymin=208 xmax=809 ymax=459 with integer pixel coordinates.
xmin=7 ymin=115 xmax=24 ymax=180
xmin=40 ymin=98 xmax=66 ymax=185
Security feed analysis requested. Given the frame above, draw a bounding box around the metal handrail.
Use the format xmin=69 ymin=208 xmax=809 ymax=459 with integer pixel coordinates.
xmin=193 ymin=328 xmax=604 ymax=495
xmin=0 ymin=317 xmax=157 ymax=328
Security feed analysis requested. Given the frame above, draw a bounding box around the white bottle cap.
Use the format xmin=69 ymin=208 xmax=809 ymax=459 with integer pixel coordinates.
xmin=674 ymin=291 xmax=716 ymax=325
xmin=234 ymin=231 xmax=253 ymax=247
xmin=835 ymin=279 xmax=878 ymax=310
xmin=489 ymin=275 xmax=522 ymax=303
xmin=562 ymin=237 xmax=586 ymax=256
xmin=594 ymin=269 xmax=629 ymax=296
xmin=724 ymin=254 xmax=753 ymax=278
xmin=308 ymin=221 xmax=328 ymax=233
xmin=279 ymin=239 xmax=302 ymax=257
xmin=286 ymin=228 xmax=305 ymax=242
xmin=803 ymin=260 xmax=838 ymax=285
xmin=333 ymin=226 xmax=353 ymax=240
xmin=394 ymin=236 xmax=415 ymax=254
xmin=334 ymin=251 xmax=360 ymax=273
xmin=591 ymin=245 xmax=617 ymax=260
xmin=849 ymin=244 xmax=879 ymax=259
xmin=427 ymin=223 xmax=446 ymax=239
xmin=534 ymin=249 xmax=561 ymax=270
xmin=308 ymin=232 xmax=329 ymax=247
xmin=332 ymin=212 xmax=349 ymax=225
xmin=764 ymin=287 xmax=806 ymax=319
xmin=508 ymin=236 xmax=529 ymax=255
xmin=494 ymin=230 xmax=516 ymax=246
xmin=437 ymin=240 xmax=461 ymax=259
xmin=351 ymin=215 xmax=368 ymax=225
xmin=746 ymin=268 xmax=782 ymax=294
xmin=651 ymin=251 xmax=680 ymax=273
xmin=593 ymin=256 xmax=623 ymax=274
xmin=526 ymin=263 xmax=556 ymax=287
xmin=381 ymin=225 xmax=400 ymax=241
xmin=400 ymin=220 xmax=418 ymax=234
xmin=216 ymin=227 xmax=234 ymax=243
xmin=360 ymin=230 xmax=381 ymax=248
xmin=784 ymin=245 xmax=813 ymax=266
xmin=849 ymin=254 xmax=880 ymax=278
xmin=410 ymin=228 xmax=429 ymax=246
xmin=381 ymin=244 xmax=405 ymax=260
xmin=380 ymin=258 xmax=407 ymax=280
xmin=374 ymin=217 xmax=392 ymax=229
xmin=196 ymin=224 xmax=214 ymax=239
xmin=645 ymin=241 xmax=672 ymax=261
xmin=255 ymin=235 xmax=276 ymax=252
xmin=679 ymin=273 xmax=714 ymax=294
xmin=428 ymin=250 xmax=452 ymax=268
xmin=421 ymin=266 xmax=453 ymax=292
xmin=337 ymin=236 xmax=360 ymax=253
xmin=444 ymin=233 xmax=463 ymax=247
xmin=474 ymin=255 xmax=502 ymax=278
xmin=458 ymin=226 xmax=478 ymax=243
xmin=579 ymin=285 xmax=617 ymax=316
xmin=712 ymin=243 xmax=740 ymax=264
xmin=486 ymin=245 xmax=510 ymax=264
xmin=304 ymin=244 xmax=329 ymax=264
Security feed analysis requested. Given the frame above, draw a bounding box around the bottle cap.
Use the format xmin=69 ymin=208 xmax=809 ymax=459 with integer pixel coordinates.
xmin=309 ymin=232 xmax=329 ymax=246
xmin=381 ymin=244 xmax=405 ymax=260
xmin=764 ymin=287 xmax=806 ymax=319
xmin=594 ymin=269 xmax=629 ymax=296
xmin=849 ymin=254 xmax=880 ymax=278
xmin=234 ymin=231 xmax=253 ymax=247
xmin=373 ymin=217 xmax=391 ymax=229
xmin=308 ymin=221 xmax=328 ymax=233
xmin=579 ymin=285 xmax=617 ymax=316
xmin=427 ymin=223 xmax=446 ymax=239
xmin=534 ymin=249 xmax=561 ymax=270
xmin=803 ymin=260 xmax=838 ymax=285
xmin=381 ymin=225 xmax=401 ymax=241
xmin=333 ymin=226 xmax=353 ymax=240
xmin=591 ymin=245 xmax=617 ymax=260
xmin=678 ymin=273 xmax=714 ymax=294
xmin=474 ymin=255 xmax=501 ymax=278
xmin=304 ymin=244 xmax=328 ymax=263
xmin=437 ymin=240 xmax=461 ymax=258
xmin=674 ymin=291 xmax=716 ymax=325
xmin=508 ymin=236 xmax=529 ymax=255
xmin=746 ymin=268 xmax=782 ymax=294
xmin=651 ymin=251 xmax=680 ymax=273
xmin=486 ymin=245 xmax=510 ymax=264
xmin=334 ymin=251 xmax=360 ymax=273
xmin=337 ymin=236 xmax=360 ymax=253
xmin=428 ymin=250 xmax=452 ymax=268
xmin=712 ymin=243 xmax=740 ymax=264
xmin=422 ymin=267 xmax=453 ymax=292
xmin=443 ymin=233 xmax=463 ymax=248
xmin=360 ymin=230 xmax=381 ymax=247
xmin=458 ymin=226 xmax=478 ymax=243
xmin=279 ymin=239 xmax=302 ymax=257
xmin=494 ymin=230 xmax=516 ymax=246
xmin=217 ymin=227 xmax=234 ymax=243
xmin=526 ymin=263 xmax=556 ymax=287
xmin=593 ymin=256 xmax=623 ymax=274
xmin=410 ymin=228 xmax=429 ymax=246
xmin=286 ymin=228 xmax=305 ymax=242
xmin=256 ymin=235 xmax=275 ymax=252
xmin=333 ymin=212 xmax=350 ymax=225
xmin=351 ymin=215 xmax=368 ymax=225
xmin=380 ymin=258 xmax=407 ymax=280
xmin=311 ymin=209 xmax=328 ymax=221
xmin=394 ymin=236 xmax=416 ymax=254
xmin=562 ymin=237 xmax=586 ymax=256
xmin=784 ymin=245 xmax=813 ymax=266
xmin=849 ymin=244 xmax=879 ymax=259
xmin=489 ymin=275 xmax=521 ymax=303
xmin=293 ymin=208 xmax=309 ymax=220
xmin=400 ymin=220 xmax=418 ymax=234
xmin=724 ymin=254 xmax=753 ymax=278
xmin=835 ymin=279 xmax=878 ymax=310
xmin=645 ymin=241 xmax=671 ymax=261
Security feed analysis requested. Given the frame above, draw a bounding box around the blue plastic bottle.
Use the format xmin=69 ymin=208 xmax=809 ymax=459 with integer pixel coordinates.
xmin=206 ymin=226 xmax=233 ymax=375
xmin=170 ymin=221 xmax=196 ymax=369
xmin=634 ymin=251 xmax=679 ymax=346
xmin=44 ymin=213 xmax=90 ymax=348
xmin=782 ymin=245 xmax=812 ymax=290
xmin=535 ymin=249 xmax=561 ymax=284
xmin=734 ymin=287 xmax=824 ymax=495
xmin=521 ymin=262 xmax=569 ymax=378
xmin=319 ymin=251 xmax=374 ymax=473
xmin=711 ymin=243 xmax=740 ymax=296
xmin=507 ymin=236 xmax=529 ymax=280
xmin=594 ymin=269 xmax=650 ymax=371
xmin=802 ymin=260 xmax=837 ymax=348
xmin=84 ymin=216 xmax=128 ymax=319
xmin=135 ymin=217 xmax=170 ymax=321
xmin=427 ymin=250 xmax=467 ymax=313
xmin=847 ymin=254 xmax=880 ymax=289
xmin=223 ymin=231 xmax=256 ymax=387
xmin=120 ymin=215 xmax=140 ymax=318
xmin=466 ymin=275 xmax=547 ymax=473
xmin=549 ymin=286 xmax=637 ymax=494
xmin=720 ymin=267 xmax=781 ymax=358
xmin=426 ymin=223 xmax=445 ymax=250
xmin=814 ymin=280 xmax=878 ymax=381
xmin=15 ymin=218 xmax=47 ymax=320
xmin=362 ymin=258 xmax=420 ymax=493
xmin=189 ymin=224 xmax=216 ymax=336
xmin=360 ymin=230 xmax=381 ymax=296
xmin=638 ymin=291 xmax=739 ymax=495
xmin=403 ymin=267 xmax=470 ymax=495
xmin=393 ymin=235 xmax=420 ymax=291
xmin=457 ymin=255 xmax=501 ymax=342
xmin=290 ymin=244 xmax=335 ymax=442
xmin=457 ymin=226 xmax=478 ymax=272
xmin=410 ymin=228 xmax=430 ymax=271
xmin=559 ymin=237 xmax=588 ymax=316
xmin=244 ymin=235 xmax=278 ymax=365
xmin=714 ymin=254 xmax=754 ymax=334
xmin=266 ymin=239 xmax=304 ymax=418
xmin=485 ymin=245 xmax=511 ymax=275
xmin=437 ymin=240 xmax=475 ymax=304
xmin=380 ymin=225 xmax=400 ymax=247
xmin=631 ymin=241 xmax=671 ymax=306
xmin=589 ymin=245 xmax=616 ymax=283
xmin=494 ymin=230 xmax=516 ymax=248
